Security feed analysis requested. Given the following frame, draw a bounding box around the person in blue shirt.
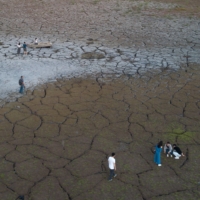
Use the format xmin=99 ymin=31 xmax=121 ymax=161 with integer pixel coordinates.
xmin=154 ymin=141 xmax=163 ymax=166
xmin=23 ymin=42 xmax=27 ymax=55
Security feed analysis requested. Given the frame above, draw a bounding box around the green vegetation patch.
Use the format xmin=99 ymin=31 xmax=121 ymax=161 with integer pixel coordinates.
xmin=164 ymin=126 xmax=196 ymax=143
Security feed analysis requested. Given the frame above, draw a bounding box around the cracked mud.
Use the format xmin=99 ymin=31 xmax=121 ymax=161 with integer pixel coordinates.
xmin=0 ymin=0 xmax=200 ymax=199
xmin=1 ymin=67 xmax=200 ymax=200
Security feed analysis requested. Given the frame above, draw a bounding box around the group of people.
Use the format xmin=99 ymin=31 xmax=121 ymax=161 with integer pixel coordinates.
xmin=16 ymin=38 xmax=38 ymax=55
xmin=17 ymin=42 xmax=27 ymax=55
xmin=154 ymin=141 xmax=184 ymax=166
xmin=107 ymin=142 xmax=185 ymax=182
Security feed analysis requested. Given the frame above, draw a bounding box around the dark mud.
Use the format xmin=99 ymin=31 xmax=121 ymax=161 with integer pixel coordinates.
xmin=0 ymin=65 xmax=200 ymax=200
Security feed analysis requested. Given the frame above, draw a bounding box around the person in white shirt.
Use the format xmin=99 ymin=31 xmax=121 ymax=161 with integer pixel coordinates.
xmin=35 ymin=38 xmax=38 ymax=45
xmin=17 ymin=42 xmax=21 ymax=55
xmin=108 ymin=152 xmax=117 ymax=181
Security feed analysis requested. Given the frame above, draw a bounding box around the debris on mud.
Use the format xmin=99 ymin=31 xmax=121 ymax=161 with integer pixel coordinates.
xmin=81 ymin=52 xmax=105 ymax=59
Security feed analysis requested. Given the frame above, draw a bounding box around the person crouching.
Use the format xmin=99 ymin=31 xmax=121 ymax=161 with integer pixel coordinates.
xmin=164 ymin=142 xmax=173 ymax=157
xmin=172 ymin=144 xmax=185 ymax=159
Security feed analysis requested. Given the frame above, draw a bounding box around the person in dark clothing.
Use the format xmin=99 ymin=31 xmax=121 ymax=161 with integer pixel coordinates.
xmin=23 ymin=42 xmax=27 ymax=55
xmin=19 ymin=76 xmax=25 ymax=94
xmin=172 ymin=144 xmax=185 ymax=159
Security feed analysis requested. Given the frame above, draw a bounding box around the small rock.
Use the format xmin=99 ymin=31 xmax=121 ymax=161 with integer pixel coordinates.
xmin=116 ymin=49 xmax=122 ymax=54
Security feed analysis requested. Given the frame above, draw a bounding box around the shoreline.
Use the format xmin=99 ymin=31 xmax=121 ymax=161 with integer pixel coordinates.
xmin=0 ymin=62 xmax=198 ymax=108
xmin=1 ymin=38 xmax=200 ymax=103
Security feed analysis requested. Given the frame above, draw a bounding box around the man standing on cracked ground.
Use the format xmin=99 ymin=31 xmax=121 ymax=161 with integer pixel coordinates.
xmin=108 ymin=152 xmax=117 ymax=181
xmin=19 ymin=76 xmax=25 ymax=94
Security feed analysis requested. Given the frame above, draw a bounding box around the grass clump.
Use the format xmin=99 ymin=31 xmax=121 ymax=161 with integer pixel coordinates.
xmin=164 ymin=126 xmax=196 ymax=143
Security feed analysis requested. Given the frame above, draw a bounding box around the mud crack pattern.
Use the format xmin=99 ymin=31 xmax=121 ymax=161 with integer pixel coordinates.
xmin=0 ymin=65 xmax=200 ymax=199
xmin=0 ymin=0 xmax=200 ymax=199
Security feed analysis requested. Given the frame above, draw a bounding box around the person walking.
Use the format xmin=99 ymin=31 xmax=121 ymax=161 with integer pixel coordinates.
xmin=17 ymin=42 xmax=21 ymax=55
xmin=164 ymin=142 xmax=173 ymax=157
xmin=154 ymin=141 xmax=163 ymax=166
xmin=108 ymin=153 xmax=117 ymax=181
xmin=23 ymin=42 xmax=27 ymax=55
xmin=19 ymin=76 xmax=25 ymax=94
xmin=172 ymin=144 xmax=185 ymax=159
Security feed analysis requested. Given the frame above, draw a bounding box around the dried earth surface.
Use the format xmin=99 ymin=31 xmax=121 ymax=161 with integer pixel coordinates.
xmin=0 ymin=0 xmax=200 ymax=199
